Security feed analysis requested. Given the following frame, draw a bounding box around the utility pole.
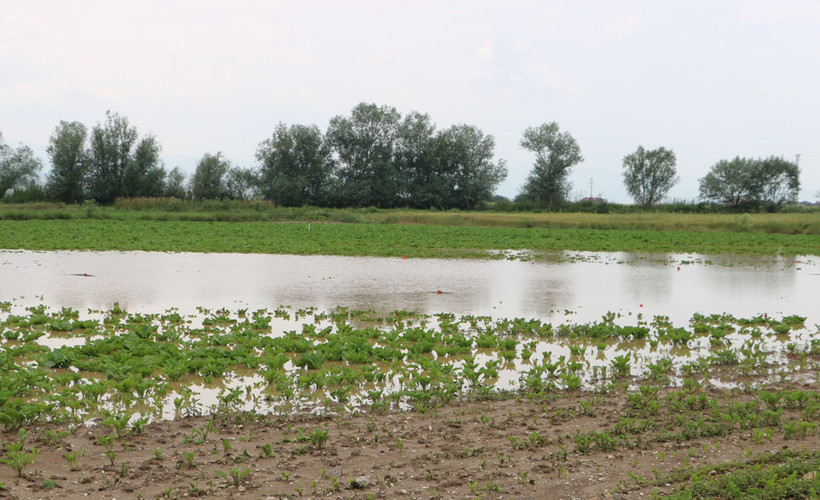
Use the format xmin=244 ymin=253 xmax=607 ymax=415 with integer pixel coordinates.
xmin=589 ymin=178 xmax=593 ymax=199
xmin=795 ymin=153 xmax=801 ymax=167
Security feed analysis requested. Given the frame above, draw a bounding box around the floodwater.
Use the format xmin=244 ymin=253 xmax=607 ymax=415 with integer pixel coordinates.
xmin=1 ymin=250 xmax=817 ymax=326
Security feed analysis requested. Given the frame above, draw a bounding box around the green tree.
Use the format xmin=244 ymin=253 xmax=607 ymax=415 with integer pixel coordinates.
xmin=122 ymin=135 xmax=166 ymax=198
xmin=622 ymin=146 xmax=678 ymax=207
xmin=519 ymin=122 xmax=583 ymax=207
xmin=164 ymin=166 xmax=188 ymax=198
xmin=86 ymin=111 xmax=139 ymax=203
xmin=326 ymin=103 xmax=401 ymax=207
xmin=224 ymin=166 xmax=257 ymax=200
xmin=394 ymin=111 xmax=437 ymax=208
xmin=256 ymin=123 xmax=333 ymax=206
xmin=699 ymin=157 xmax=755 ymax=208
xmin=190 ymin=152 xmax=230 ymax=200
xmin=46 ymin=121 xmax=88 ymax=203
xmin=0 ymin=132 xmax=43 ymax=199
xmin=699 ymin=156 xmax=799 ymax=208
xmin=755 ymin=156 xmax=799 ymax=206
xmin=430 ymin=124 xmax=507 ymax=210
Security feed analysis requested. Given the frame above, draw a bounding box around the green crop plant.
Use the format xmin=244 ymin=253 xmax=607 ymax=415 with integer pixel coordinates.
xmin=63 ymin=447 xmax=85 ymax=470
xmin=573 ymin=431 xmax=592 ymax=455
xmin=182 ymin=451 xmax=196 ymax=468
xmin=758 ymin=390 xmax=783 ymax=410
xmin=221 ymin=439 xmax=232 ymax=454
xmin=611 ymin=355 xmax=631 ymax=377
xmin=1 ymin=430 xmax=39 ymax=477
xmin=101 ymin=410 xmax=131 ymax=438
xmin=259 ymin=443 xmax=273 ymax=457
xmin=308 ymin=428 xmax=329 ymax=449
xmin=96 ymin=433 xmax=117 ymax=466
xmin=214 ymin=467 xmax=251 ymax=488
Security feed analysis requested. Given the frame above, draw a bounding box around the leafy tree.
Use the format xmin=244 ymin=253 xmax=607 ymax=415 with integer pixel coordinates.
xmin=122 ymin=135 xmax=166 ymax=198
xmin=699 ymin=156 xmax=799 ymax=208
xmin=86 ymin=111 xmax=139 ymax=203
xmin=46 ymin=121 xmax=88 ymax=203
xmin=430 ymin=124 xmax=507 ymax=210
xmin=84 ymin=111 xmax=165 ymax=203
xmin=224 ymin=166 xmax=257 ymax=200
xmin=755 ymin=156 xmax=799 ymax=206
xmin=0 ymin=132 xmax=43 ymax=199
xmin=256 ymin=123 xmax=333 ymax=206
xmin=190 ymin=152 xmax=230 ymax=200
xmin=394 ymin=111 xmax=437 ymax=208
xmin=164 ymin=166 xmax=188 ymax=198
xmin=699 ymin=157 xmax=755 ymax=208
xmin=326 ymin=103 xmax=401 ymax=207
xmin=519 ymin=122 xmax=583 ymax=207
xmin=622 ymin=146 xmax=678 ymax=207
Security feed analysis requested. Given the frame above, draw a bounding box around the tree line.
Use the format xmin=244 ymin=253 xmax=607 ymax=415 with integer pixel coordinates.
xmin=0 ymin=103 xmax=804 ymax=210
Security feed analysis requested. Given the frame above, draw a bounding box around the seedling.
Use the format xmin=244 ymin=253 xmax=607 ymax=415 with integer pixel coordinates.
xmin=214 ymin=467 xmax=251 ymax=488
xmin=64 ymin=447 xmax=85 ymax=470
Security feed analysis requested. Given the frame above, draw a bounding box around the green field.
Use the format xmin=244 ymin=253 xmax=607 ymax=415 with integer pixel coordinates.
xmin=1 ymin=218 xmax=819 ymax=257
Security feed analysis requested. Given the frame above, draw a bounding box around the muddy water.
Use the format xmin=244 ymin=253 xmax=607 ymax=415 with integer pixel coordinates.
xmin=1 ymin=250 xmax=816 ymax=325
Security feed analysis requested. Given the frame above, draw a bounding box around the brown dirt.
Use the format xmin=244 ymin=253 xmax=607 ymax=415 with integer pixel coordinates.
xmin=1 ymin=380 xmax=819 ymax=500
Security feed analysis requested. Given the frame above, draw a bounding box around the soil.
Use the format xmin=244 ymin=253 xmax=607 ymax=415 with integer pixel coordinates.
xmin=1 ymin=381 xmax=818 ymax=500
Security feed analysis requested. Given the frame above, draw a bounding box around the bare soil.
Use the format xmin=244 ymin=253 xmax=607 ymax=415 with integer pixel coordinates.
xmin=1 ymin=380 xmax=818 ymax=500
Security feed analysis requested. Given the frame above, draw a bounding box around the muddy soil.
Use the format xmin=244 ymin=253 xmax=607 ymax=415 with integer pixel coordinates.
xmin=1 ymin=379 xmax=818 ymax=500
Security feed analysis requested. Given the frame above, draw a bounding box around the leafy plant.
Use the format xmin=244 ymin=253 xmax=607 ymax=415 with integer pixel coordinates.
xmin=214 ymin=467 xmax=251 ymax=488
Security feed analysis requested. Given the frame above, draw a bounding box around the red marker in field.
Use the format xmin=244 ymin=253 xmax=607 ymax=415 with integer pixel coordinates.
xmin=436 ymin=290 xmax=443 ymax=295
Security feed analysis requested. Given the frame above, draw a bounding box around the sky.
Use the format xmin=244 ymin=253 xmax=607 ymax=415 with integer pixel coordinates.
xmin=1 ymin=0 xmax=818 ymax=203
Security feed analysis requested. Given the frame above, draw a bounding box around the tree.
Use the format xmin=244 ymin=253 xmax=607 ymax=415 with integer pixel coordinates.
xmin=699 ymin=156 xmax=800 ymax=208
xmin=46 ymin=121 xmax=88 ymax=203
xmin=86 ymin=111 xmax=139 ymax=203
xmin=190 ymin=152 xmax=230 ymax=200
xmin=326 ymin=103 xmax=401 ymax=207
xmin=164 ymin=167 xmax=188 ymax=198
xmin=622 ymin=146 xmax=678 ymax=207
xmin=0 ymin=132 xmax=43 ymax=199
xmin=429 ymin=124 xmax=507 ymax=210
xmin=519 ymin=123 xmax=583 ymax=207
xmin=755 ymin=156 xmax=799 ymax=206
xmin=84 ymin=111 xmax=168 ymax=203
xmin=122 ymin=135 xmax=166 ymax=198
xmin=256 ymin=123 xmax=334 ymax=206
xmin=394 ymin=111 xmax=437 ymax=208
xmin=224 ymin=166 xmax=257 ymax=200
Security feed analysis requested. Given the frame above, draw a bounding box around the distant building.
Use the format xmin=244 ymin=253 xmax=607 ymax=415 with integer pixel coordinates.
xmin=580 ymin=197 xmax=606 ymax=203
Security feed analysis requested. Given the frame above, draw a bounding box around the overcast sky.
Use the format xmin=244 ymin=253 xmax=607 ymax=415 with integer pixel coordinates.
xmin=1 ymin=1 xmax=818 ymax=202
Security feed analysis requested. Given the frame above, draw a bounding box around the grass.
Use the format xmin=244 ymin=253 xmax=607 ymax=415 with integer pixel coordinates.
xmin=1 ymin=218 xmax=818 ymax=257
xmin=2 ymin=200 xmax=820 ymax=232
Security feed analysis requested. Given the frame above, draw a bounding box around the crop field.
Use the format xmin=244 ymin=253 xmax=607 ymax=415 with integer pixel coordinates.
xmin=2 ymin=218 xmax=820 ymax=258
xmin=1 ymin=301 xmax=819 ymax=498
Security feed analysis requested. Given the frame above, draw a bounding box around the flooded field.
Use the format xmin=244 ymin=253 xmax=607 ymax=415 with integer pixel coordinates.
xmin=1 ymin=250 xmax=817 ymax=415
xmin=2 ymin=250 xmax=820 ymax=498
xmin=1 ymin=250 xmax=816 ymax=325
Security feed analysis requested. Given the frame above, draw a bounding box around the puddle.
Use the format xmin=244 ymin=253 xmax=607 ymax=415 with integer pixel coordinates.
xmin=1 ymin=250 xmax=816 ymax=326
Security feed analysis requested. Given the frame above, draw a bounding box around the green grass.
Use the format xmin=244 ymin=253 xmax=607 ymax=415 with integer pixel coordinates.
xmin=1 ymin=218 xmax=818 ymax=257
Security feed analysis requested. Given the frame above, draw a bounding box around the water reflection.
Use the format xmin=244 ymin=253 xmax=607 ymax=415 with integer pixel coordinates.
xmin=0 ymin=250 xmax=816 ymax=325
